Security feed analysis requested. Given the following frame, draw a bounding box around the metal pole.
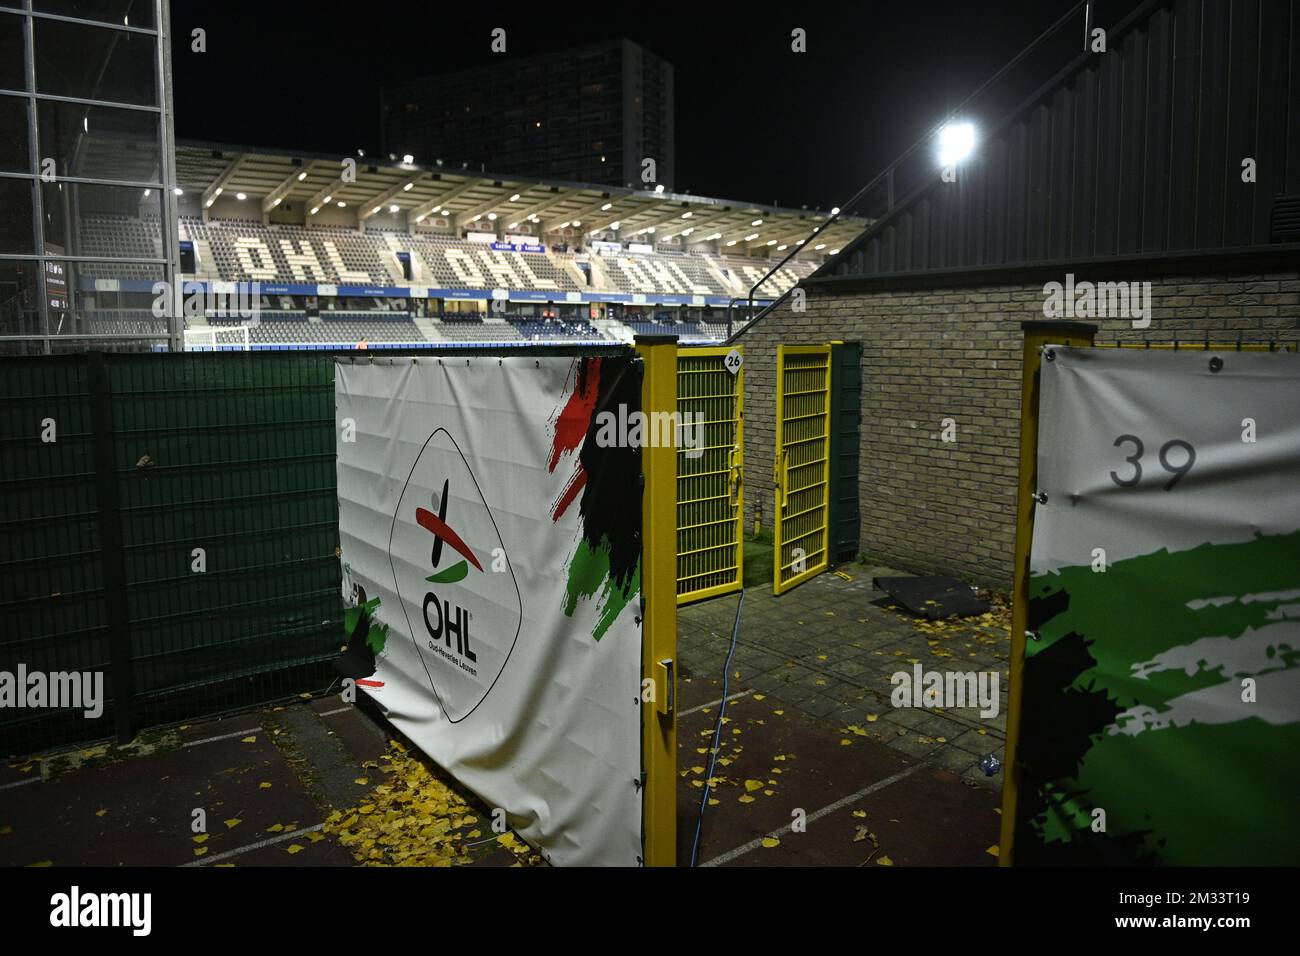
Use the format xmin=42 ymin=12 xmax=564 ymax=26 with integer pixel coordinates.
xmin=634 ymin=333 xmax=678 ymax=866
xmin=21 ymin=2 xmax=49 ymax=354
xmin=157 ymin=0 xmax=182 ymax=351
xmin=999 ymin=320 xmax=1096 ymax=865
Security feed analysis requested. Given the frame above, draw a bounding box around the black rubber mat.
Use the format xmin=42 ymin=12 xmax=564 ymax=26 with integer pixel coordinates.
xmin=872 ymin=576 xmax=990 ymax=619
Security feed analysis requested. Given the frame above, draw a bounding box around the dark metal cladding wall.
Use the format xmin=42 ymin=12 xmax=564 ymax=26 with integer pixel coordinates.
xmin=0 ymin=354 xmax=341 ymax=755
xmin=827 ymin=0 xmax=1300 ymax=280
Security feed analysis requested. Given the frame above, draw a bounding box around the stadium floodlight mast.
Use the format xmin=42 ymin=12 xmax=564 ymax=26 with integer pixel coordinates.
xmin=937 ymin=121 xmax=977 ymax=167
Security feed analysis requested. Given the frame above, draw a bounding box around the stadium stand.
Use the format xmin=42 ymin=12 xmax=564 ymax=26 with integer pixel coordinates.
xmin=596 ymin=248 xmax=731 ymax=296
xmin=77 ymin=215 xmax=830 ymax=348
xmin=716 ymin=255 xmax=819 ymax=297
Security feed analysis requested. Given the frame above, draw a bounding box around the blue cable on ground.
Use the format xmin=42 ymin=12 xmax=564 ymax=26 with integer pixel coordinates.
xmin=689 ymin=587 xmax=745 ymax=867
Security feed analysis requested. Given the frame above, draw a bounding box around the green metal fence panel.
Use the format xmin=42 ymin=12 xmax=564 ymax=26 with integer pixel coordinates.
xmin=0 ymin=356 xmax=116 ymax=751
xmin=0 ymin=353 xmax=342 ymax=756
xmin=827 ymin=342 xmax=862 ymax=568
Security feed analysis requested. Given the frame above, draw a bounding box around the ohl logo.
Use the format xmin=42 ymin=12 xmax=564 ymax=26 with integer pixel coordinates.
xmin=390 ymin=428 xmax=523 ymax=723
xmin=418 ymin=476 xmax=482 ymax=662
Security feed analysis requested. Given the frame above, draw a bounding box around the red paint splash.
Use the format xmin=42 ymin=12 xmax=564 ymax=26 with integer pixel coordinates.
xmin=414 ymin=507 xmax=484 ymax=571
xmin=548 ymin=358 xmax=602 ymax=473
xmin=552 ymin=468 xmax=587 ymax=521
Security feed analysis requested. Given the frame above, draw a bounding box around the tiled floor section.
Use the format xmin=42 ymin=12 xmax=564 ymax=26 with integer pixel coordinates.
xmin=677 ymin=566 xmax=1011 ymax=792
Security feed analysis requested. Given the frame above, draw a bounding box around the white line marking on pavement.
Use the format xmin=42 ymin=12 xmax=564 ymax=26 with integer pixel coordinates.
xmin=700 ymin=762 xmax=926 ymax=867
xmin=183 ymin=823 xmax=327 ymax=867
xmin=317 ymin=706 xmax=352 ymax=718
xmin=680 ymin=689 xmax=752 ymax=717
xmin=181 ymin=727 xmax=261 ymax=748
xmin=0 ymin=777 xmax=41 ymax=792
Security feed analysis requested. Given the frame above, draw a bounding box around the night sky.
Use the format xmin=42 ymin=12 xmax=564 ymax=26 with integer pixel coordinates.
xmin=170 ymin=0 xmax=1105 ymax=211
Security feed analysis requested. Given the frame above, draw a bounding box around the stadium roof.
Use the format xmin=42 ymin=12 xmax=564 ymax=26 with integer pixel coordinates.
xmin=175 ymin=141 xmax=868 ymax=255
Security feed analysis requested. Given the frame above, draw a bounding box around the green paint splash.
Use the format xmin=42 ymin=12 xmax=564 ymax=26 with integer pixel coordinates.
xmin=426 ymin=559 xmax=469 ymax=584
xmin=1022 ymin=529 xmax=1300 ymax=864
xmin=562 ymin=537 xmax=640 ymax=641
xmin=344 ymin=596 xmax=388 ymax=654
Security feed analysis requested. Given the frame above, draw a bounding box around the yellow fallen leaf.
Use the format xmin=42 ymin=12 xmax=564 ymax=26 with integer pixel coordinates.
xmin=986 ymin=845 xmax=1000 ymax=857
xmin=852 ymin=810 xmax=866 ymax=818
xmin=192 ymin=834 xmax=209 ymax=844
xmin=95 ymin=808 xmax=108 ymax=817
xmin=193 ymin=847 xmax=208 ymax=857
xmin=761 ymin=837 xmax=780 ymax=849
xmin=286 ymin=844 xmax=303 ymax=854
xmin=224 ymin=818 xmax=240 ymax=829
xmin=738 ymin=794 xmax=755 ymax=804
xmin=876 ymin=855 xmax=894 ymax=866
xmin=240 ymin=736 xmax=256 ymax=744
xmin=774 ymin=710 xmax=784 ymax=716
xmin=840 ymin=739 xmax=852 ymax=746
xmin=866 ymin=714 xmax=878 ymax=722
xmin=690 ymin=765 xmax=705 ymax=775
xmin=259 ymin=782 xmax=272 ymax=790
xmin=752 ymin=694 xmax=765 ymax=701
xmin=29 ymin=860 xmax=53 ymax=867
xmin=306 ymin=831 xmax=325 ymax=843
xmin=744 ymin=779 xmax=764 ymax=792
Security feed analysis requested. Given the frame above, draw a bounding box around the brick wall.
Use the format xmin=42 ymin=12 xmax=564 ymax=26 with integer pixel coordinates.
xmin=734 ymin=270 xmax=1300 ymax=588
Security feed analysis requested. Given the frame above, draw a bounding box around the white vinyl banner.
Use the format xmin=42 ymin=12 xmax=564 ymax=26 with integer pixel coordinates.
xmin=1017 ymin=344 xmax=1300 ymax=865
xmin=335 ymin=355 xmax=644 ymax=866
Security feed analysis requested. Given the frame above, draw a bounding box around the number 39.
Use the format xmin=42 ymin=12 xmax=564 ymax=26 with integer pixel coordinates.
xmin=1110 ymin=435 xmax=1196 ymax=490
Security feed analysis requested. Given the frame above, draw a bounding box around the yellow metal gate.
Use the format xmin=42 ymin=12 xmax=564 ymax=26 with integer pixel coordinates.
xmin=675 ymin=346 xmax=744 ymax=604
xmin=774 ymin=344 xmax=831 ymax=595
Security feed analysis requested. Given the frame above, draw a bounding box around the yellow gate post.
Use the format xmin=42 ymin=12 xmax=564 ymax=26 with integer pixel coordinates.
xmin=999 ymin=320 xmax=1096 ymax=866
xmin=636 ymin=335 xmax=678 ymax=866
xmin=773 ymin=344 xmax=833 ymax=595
